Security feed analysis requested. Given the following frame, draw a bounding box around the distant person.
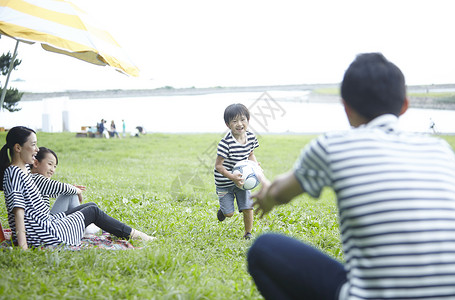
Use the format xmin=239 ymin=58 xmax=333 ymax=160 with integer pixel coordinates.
xmin=88 ymin=126 xmax=97 ymax=138
xmin=214 ymin=103 xmax=266 ymax=240
xmin=98 ymin=119 xmax=109 ymax=139
xmin=98 ymin=119 xmax=104 ymax=136
xmin=1 ymin=126 xmax=155 ymax=250
xmin=102 ymin=119 xmax=110 ymax=138
xmin=132 ymin=126 xmax=145 ymax=137
xmin=110 ymin=120 xmax=119 ymax=138
xmin=429 ymin=117 xmax=438 ymax=134
xmin=122 ymin=119 xmax=126 ymax=137
xmin=247 ymin=53 xmax=455 ymax=299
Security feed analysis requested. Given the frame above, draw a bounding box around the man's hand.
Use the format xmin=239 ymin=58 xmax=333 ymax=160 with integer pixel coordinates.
xmin=252 ymin=171 xmax=304 ymax=218
xmin=252 ymin=181 xmax=276 ymax=218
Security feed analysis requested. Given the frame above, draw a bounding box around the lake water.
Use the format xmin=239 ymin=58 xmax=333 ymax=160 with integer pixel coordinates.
xmin=1 ymin=90 xmax=454 ymax=134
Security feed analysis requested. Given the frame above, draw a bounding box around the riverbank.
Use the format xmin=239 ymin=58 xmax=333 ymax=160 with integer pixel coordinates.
xmin=20 ymin=83 xmax=455 ymax=110
xmin=20 ymin=83 xmax=333 ymax=100
xmin=5 ymin=85 xmax=455 ymax=134
xmin=22 ymin=84 xmax=455 ymax=110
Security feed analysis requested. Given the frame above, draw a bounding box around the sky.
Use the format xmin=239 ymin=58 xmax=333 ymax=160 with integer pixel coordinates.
xmin=1 ymin=0 xmax=455 ymax=92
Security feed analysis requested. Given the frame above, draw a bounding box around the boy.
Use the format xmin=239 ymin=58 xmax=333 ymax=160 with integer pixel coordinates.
xmin=248 ymin=53 xmax=455 ymax=299
xmin=214 ymin=103 xmax=263 ymax=240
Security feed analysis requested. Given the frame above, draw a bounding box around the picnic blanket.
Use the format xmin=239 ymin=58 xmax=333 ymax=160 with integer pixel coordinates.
xmin=0 ymin=228 xmax=139 ymax=250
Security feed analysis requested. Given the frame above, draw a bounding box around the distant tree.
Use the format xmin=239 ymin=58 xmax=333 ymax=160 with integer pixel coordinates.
xmin=0 ymin=51 xmax=23 ymax=112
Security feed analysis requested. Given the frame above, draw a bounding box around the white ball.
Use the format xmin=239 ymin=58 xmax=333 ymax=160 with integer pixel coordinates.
xmin=232 ymin=160 xmax=261 ymax=190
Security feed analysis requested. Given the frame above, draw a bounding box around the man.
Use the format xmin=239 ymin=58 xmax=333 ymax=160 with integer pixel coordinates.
xmin=248 ymin=53 xmax=455 ymax=299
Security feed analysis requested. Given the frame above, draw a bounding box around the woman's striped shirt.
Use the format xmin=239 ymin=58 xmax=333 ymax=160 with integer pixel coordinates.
xmin=214 ymin=131 xmax=259 ymax=188
xmin=3 ymin=166 xmax=85 ymax=247
xmin=294 ymin=115 xmax=455 ymax=299
xmin=31 ymin=173 xmax=78 ymax=212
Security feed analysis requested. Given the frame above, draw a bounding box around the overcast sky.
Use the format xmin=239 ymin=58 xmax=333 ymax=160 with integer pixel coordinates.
xmin=1 ymin=0 xmax=455 ymax=92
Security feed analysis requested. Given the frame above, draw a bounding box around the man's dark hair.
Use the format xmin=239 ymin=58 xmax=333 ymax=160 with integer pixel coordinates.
xmin=341 ymin=53 xmax=406 ymax=120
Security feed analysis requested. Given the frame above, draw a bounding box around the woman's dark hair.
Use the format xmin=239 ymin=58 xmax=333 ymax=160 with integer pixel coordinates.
xmin=224 ymin=103 xmax=250 ymax=124
xmin=34 ymin=147 xmax=58 ymax=166
xmin=341 ymin=53 xmax=406 ymax=121
xmin=0 ymin=126 xmax=36 ymax=190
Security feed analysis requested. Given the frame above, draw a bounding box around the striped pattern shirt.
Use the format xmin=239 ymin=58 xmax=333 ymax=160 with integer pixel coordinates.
xmin=31 ymin=173 xmax=78 ymax=212
xmin=3 ymin=166 xmax=85 ymax=247
xmin=214 ymin=131 xmax=259 ymax=188
xmin=293 ymin=115 xmax=455 ymax=299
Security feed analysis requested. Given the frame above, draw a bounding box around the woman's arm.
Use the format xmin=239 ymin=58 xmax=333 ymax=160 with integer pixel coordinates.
xmin=13 ymin=207 xmax=27 ymax=250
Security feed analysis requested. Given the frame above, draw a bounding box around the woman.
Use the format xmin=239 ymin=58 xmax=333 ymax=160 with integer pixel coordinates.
xmin=0 ymin=126 xmax=154 ymax=250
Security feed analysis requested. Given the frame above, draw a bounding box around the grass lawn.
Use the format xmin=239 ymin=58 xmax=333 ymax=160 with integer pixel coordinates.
xmin=1 ymin=132 xmax=454 ymax=299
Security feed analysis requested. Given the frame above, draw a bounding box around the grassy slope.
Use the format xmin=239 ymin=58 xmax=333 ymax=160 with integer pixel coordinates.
xmin=0 ymin=133 xmax=454 ymax=299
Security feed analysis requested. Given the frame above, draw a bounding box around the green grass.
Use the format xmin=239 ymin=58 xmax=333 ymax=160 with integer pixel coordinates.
xmin=1 ymin=132 xmax=454 ymax=299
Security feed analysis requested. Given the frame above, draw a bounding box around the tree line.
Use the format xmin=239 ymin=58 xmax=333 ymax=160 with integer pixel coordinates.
xmin=0 ymin=51 xmax=23 ymax=112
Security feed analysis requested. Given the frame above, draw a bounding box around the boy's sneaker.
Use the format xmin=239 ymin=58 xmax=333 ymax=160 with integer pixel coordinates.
xmin=217 ymin=209 xmax=226 ymax=222
xmin=243 ymin=232 xmax=253 ymax=240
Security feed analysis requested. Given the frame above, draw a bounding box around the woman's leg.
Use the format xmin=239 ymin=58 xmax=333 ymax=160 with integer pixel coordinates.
xmin=50 ymin=195 xmax=80 ymax=214
xmin=247 ymin=233 xmax=347 ymax=300
xmin=64 ymin=202 xmax=97 ymax=214
xmin=65 ymin=202 xmax=132 ymax=238
xmin=65 ymin=202 xmax=154 ymax=241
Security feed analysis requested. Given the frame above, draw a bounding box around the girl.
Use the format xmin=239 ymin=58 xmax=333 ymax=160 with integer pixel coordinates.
xmin=31 ymin=146 xmax=100 ymax=235
xmin=31 ymin=147 xmax=84 ymax=214
xmin=1 ymin=126 xmax=154 ymax=250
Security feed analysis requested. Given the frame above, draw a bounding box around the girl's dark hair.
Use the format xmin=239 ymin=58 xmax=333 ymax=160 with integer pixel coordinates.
xmin=0 ymin=126 xmax=36 ymax=190
xmin=341 ymin=53 xmax=406 ymax=121
xmin=224 ymin=103 xmax=250 ymax=124
xmin=34 ymin=147 xmax=58 ymax=165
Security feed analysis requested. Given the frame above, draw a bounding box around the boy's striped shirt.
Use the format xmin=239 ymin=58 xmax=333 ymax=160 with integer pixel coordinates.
xmin=215 ymin=131 xmax=258 ymax=188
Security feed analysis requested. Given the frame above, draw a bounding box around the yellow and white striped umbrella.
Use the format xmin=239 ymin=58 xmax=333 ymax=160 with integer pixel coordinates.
xmin=0 ymin=0 xmax=139 ymax=77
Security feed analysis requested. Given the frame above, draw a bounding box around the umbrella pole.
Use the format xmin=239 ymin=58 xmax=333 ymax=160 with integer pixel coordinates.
xmin=0 ymin=40 xmax=19 ymax=111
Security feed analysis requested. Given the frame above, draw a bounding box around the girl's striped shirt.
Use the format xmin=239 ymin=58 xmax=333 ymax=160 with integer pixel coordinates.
xmin=31 ymin=173 xmax=78 ymax=212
